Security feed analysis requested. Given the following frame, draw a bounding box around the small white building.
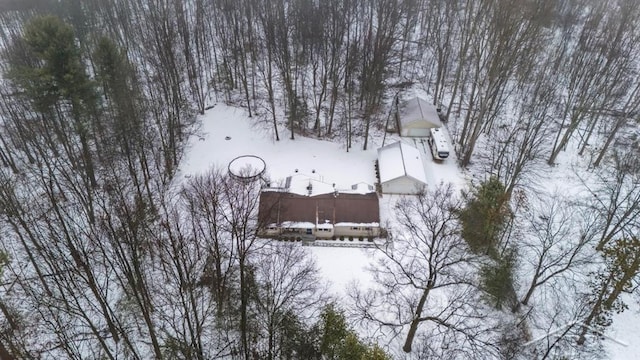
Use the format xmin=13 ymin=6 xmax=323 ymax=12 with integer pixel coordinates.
xmin=377 ymin=141 xmax=427 ymax=194
xmin=398 ymin=97 xmax=443 ymax=137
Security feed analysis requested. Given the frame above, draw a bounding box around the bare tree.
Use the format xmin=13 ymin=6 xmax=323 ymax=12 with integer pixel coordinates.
xmin=480 ymin=52 xmax=558 ymax=196
xmin=221 ymin=170 xmax=263 ymax=359
xmin=352 ymin=184 xmax=497 ymax=356
xmin=251 ymin=243 xmax=327 ymax=360
xmin=593 ymin=76 xmax=640 ymax=167
xmin=516 ymin=194 xmax=594 ymax=309
xmin=521 ymin=285 xmax=598 ymax=360
xmin=256 ymin=0 xmax=300 ymax=140
xmin=255 ymin=33 xmax=280 ymax=141
xmin=548 ymin=0 xmax=638 ymax=165
xmin=457 ymin=0 xmax=551 ymax=167
xmin=180 ymin=168 xmax=237 ymax=317
xmin=419 ymin=0 xmax=457 ymax=108
xmin=359 ymin=0 xmax=402 ymax=150
xmin=320 ymin=0 xmax=349 ymax=136
xmin=579 ymin=151 xmax=640 ymax=251
xmin=154 ymin=194 xmax=233 ymax=360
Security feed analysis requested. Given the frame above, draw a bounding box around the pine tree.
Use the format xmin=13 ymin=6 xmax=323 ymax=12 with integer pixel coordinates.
xmin=459 ymin=177 xmax=511 ymax=254
xmin=577 ymin=237 xmax=640 ymax=345
xmin=93 ymin=36 xmax=148 ymax=169
xmin=319 ymin=304 xmax=351 ymax=359
xmin=318 ymin=304 xmax=390 ymax=360
xmin=9 ymin=15 xmax=98 ymax=187
xmin=480 ymin=248 xmax=518 ymax=310
xmin=0 ymin=252 xmax=15 ymax=360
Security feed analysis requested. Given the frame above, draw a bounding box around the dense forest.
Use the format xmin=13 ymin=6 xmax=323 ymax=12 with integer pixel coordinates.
xmin=0 ymin=0 xmax=639 ymax=359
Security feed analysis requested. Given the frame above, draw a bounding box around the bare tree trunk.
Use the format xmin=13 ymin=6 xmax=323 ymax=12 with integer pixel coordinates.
xmin=402 ymin=287 xmax=431 ymax=353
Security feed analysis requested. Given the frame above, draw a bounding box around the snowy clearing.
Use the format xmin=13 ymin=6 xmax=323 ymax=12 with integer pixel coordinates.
xmin=178 ymin=103 xmax=466 ymax=301
xmin=178 ymin=102 xmax=640 ymax=359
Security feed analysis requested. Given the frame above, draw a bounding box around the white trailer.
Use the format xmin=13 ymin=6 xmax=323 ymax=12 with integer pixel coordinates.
xmin=428 ymin=127 xmax=450 ymax=160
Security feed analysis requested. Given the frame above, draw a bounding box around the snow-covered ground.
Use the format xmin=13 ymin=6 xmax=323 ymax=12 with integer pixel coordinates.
xmin=179 ymin=104 xmax=378 ymax=188
xmin=178 ymin=103 xmax=638 ymax=359
xmin=603 ymin=294 xmax=640 ymax=359
xmin=308 ymin=246 xmax=377 ymax=298
xmin=178 ymin=104 xmax=465 ymax=299
xmin=178 ymin=104 xmax=380 ymax=298
xmin=179 ymin=104 xmax=464 ymax=190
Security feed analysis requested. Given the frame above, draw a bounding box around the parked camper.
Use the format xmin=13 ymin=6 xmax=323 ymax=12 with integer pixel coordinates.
xmin=428 ymin=128 xmax=450 ymax=160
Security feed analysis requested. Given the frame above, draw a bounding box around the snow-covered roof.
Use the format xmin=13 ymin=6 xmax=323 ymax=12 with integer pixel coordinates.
xmin=285 ymin=174 xmax=336 ymax=196
xmin=399 ymin=97 xmax=442 ymax=128
xmin=430 ymin=128 xmax=450 ymax=152
xmin=334 ymin=222 xmax=380 ymax=227
xmin=377 ymin=141 xmax=427 ymax=184
xmin=280 ymin=221 xmax=315 ymax=229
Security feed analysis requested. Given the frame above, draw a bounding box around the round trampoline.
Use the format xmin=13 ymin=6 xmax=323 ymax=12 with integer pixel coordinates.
xmin=228 ymin=155 xmax=266 ymax=182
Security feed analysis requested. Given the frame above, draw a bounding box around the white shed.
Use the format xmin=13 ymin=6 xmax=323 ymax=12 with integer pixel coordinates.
xmin=377 ymin=141 xmax=427 ymax=194
xmin=399 ymin=97 xmax=442 ymax=137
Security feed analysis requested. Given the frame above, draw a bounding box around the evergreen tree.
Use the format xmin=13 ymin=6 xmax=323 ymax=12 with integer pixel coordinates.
xmin=0 ymin=251 xmax=15 ymax=360
xmin=318 ymin=304 xmax=390 ymax=360
xmin=93 ymin=36 xmax=147 ymax=167
xmin=578 ymin=237 xmax=640 ymax=345
xmin=459 ymin=177 xmax=511 ymax=254
xmin=319 ymin=303 xmax=351 ymax=359
xmin=12 ymin=16 xmax=95 ymax=112
xmin=480 ymin=248 xmax=518 ymax=310
xmin=277 ymin=310 xmax=321 ymax=360
xmin=362 ymin=344 xmax=392 ymax=360
xmin=9 ymin=15 xmax=98 ymax=187
xmin=0 ymin=251 xmax=7 ymax=276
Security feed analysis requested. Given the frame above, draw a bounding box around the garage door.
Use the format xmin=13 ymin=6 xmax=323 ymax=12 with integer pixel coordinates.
xmin=405 ymin=127 xmax=429 ymax=137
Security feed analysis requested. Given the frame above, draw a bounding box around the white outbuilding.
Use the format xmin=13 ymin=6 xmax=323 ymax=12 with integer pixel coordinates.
xmin=377 ymin=141 xmax=427 ymax=194
xmin=398 ymin=97 xmax=443 ymax=137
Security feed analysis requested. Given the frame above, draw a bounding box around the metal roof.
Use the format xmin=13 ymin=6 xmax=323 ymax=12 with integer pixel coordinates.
xmin=399 ymin=97 xmax=443 ymax=129
xmin=259 ymin=191 xmax=380 ymax=226
xmin=377 ymin=141 xmax=427 ymax=184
